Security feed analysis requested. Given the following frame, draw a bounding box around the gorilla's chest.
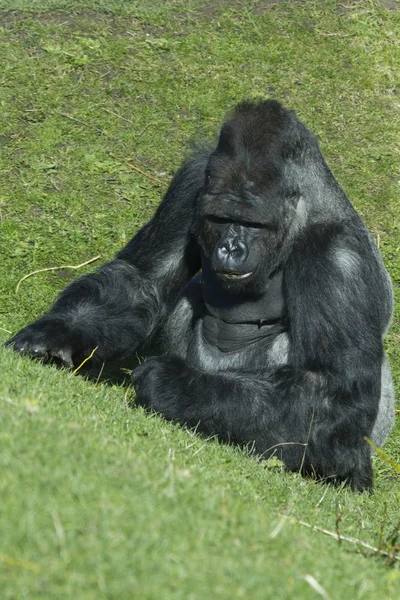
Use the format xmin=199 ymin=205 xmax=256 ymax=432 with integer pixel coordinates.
xmin=201 ymin=261 xmax=285 ymax=325
xmin=201 ymin=315 xmax=285 ymax=353
xmin=189 ymin=317 xmax=289 ymax=373
xmin=185 ymin=268 xmax=287 ymax=369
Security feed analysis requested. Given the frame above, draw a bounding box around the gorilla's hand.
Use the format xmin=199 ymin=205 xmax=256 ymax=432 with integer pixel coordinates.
xmin=132 ymin=356 xmax=194 ymax=420
xmin=5 ymin=317 xmax=86 ymax=368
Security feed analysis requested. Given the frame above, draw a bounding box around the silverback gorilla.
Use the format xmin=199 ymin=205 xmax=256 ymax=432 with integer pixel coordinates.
xmin=7 ymin=100 xmax=395 ymax=491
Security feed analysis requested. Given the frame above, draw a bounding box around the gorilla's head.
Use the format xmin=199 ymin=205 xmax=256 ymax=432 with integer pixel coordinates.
xmin=198 ymin=100 xmax=309 ymax=295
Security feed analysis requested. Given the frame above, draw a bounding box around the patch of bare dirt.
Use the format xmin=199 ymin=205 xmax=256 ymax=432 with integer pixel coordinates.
xmin=0 ymin=10 xmax=140 ymax=35
xmin=0 ymin=2 xmax=398 ymax=33
xmin=337 ymin=0 xmax=399 ymax=14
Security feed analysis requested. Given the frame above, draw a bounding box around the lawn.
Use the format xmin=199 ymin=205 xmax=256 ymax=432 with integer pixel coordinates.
xmin=0 ymin=1 xmax=399 ymax=598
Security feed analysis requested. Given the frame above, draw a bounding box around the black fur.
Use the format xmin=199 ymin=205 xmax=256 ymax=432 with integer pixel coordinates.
xmin=7 ymin=100 xmax=394 ymax=491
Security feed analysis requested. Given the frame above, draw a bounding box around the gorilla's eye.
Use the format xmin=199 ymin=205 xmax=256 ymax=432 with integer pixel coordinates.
xmin=207 ymin=216 xmax=231 ymax=226
xmin=206 ymin=215 xmax=267 ymax=231
xmin=238 ymin=220 xmax=266 ymax=230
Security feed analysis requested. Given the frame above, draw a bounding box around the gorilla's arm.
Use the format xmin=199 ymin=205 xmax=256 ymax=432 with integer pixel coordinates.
xmin=7 ymin=154 xmax=208 ymax=365
xmin=132 ymin=222 xmax=391 ymax=492
xmin=132 ymin=356 xmax=376 ymax=491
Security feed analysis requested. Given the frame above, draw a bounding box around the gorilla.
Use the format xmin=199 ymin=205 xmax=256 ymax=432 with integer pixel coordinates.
xmin=7 ymin=100 xmax=395 ymax=491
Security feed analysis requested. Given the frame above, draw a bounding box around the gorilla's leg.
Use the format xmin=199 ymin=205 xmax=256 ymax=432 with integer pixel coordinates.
xmin=371 ymin=355 xmax=395 ymax=447
xmin=132 ymin=357 xmax=375 ymax=492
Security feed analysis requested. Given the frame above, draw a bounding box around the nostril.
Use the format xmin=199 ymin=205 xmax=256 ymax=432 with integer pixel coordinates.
xmin=217 ymin=238 xmax=245 ymax=255
xmin=216 ymin=244 xmax=230 ymax=261
xmin=216 ymin=237 xmax=248 ymax=266
xmin=217 ymin=237 xmax=233 ymax=253
xmin=232 ymin=238 xmax=247 ymax=258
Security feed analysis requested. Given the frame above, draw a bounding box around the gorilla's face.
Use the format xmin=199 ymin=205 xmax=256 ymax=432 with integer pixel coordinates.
xmin=198 ymin=168 xmax=298 ymax=295
xmin=198 ymin=115 xmax=302 ymax=294
xmin=199 ymin=214 xmax=279 ymax=294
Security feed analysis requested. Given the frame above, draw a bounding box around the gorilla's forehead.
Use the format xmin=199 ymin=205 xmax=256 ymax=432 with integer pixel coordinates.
xmin=200 ymin=191 xmax=282 ymax=227
xmin=209 ymin=150 xmax=283 ymax=188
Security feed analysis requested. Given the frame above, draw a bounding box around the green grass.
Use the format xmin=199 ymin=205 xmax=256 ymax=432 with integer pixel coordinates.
xmin=0 ymin=1 xmax=399 ymax=598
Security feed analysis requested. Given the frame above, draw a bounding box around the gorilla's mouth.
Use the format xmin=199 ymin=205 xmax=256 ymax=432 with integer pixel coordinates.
xmin=217 ymin=270 xmax=255 ymax=281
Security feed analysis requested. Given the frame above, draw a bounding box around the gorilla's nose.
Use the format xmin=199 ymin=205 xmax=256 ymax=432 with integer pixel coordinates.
xmin=216 ymin=237 xmax=248 ymax=268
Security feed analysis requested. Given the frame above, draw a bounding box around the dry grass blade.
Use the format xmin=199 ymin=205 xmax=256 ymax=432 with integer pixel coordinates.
xmin=364 ymin=437 xmax=400 ymax=474
xmin=294 ymin=518 xmax=400 ymax=562
xmin=109 ymin=152 xmax=163 ymax=185
xmin=56 ymin=112 xmax=123 ymax=143
xmin=302 ymin=574 xmax=329 ymax=599
xmin=72 ymin=346 xmax=99 ymax=375
xmin=0 ymin=553 xmax=39 ymax=571
xmin=15 ymin=256 xmax=101 ymax=293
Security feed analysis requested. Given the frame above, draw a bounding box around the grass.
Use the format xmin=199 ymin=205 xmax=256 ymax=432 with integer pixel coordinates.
xmin=0 ymin=0 xmax=399 ymax=598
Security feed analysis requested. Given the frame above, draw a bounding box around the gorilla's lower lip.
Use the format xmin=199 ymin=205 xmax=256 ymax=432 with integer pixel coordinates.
xmin=218 ymin=270 xmax=255 ymax=280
